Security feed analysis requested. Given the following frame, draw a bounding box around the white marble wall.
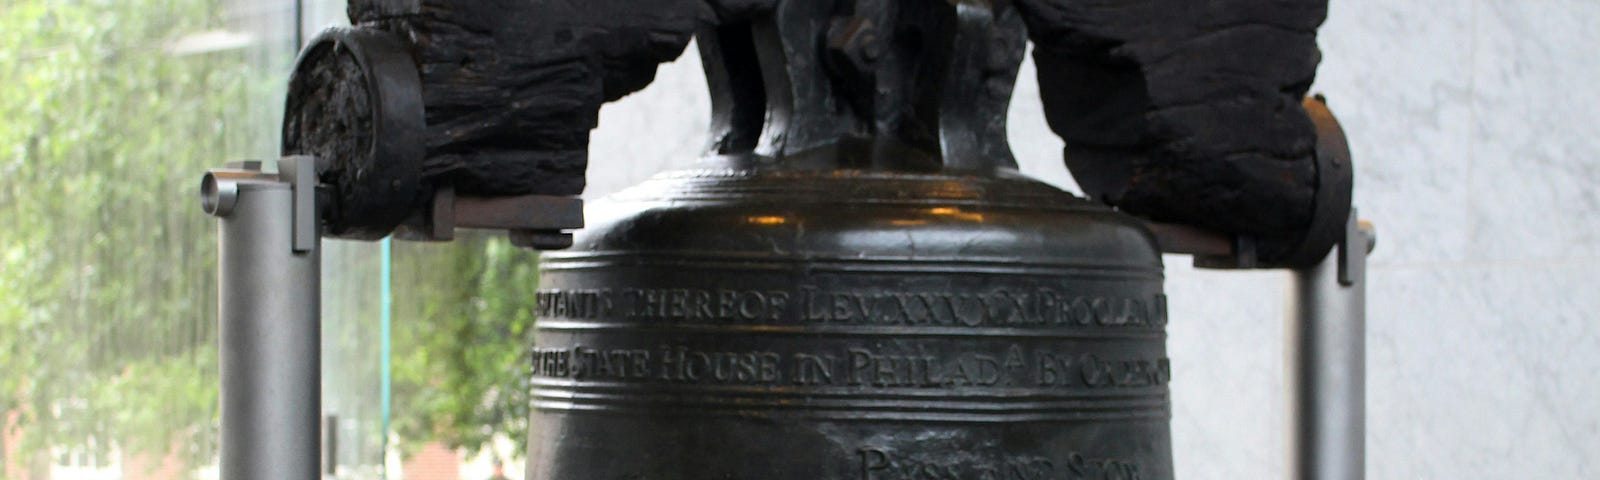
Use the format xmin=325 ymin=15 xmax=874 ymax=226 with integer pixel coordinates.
xmin=586 ymin=1 xmax=1600 ymax=476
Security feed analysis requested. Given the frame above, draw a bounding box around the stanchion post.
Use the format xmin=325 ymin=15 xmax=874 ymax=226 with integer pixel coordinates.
xmin=202 ymin=157 xmax=323 ymax=480
xmin=1287 ymin=211 xmax=1374 ymax=480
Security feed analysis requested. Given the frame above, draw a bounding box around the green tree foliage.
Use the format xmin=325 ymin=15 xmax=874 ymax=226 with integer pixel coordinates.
xmin=0 ymin=0 xmax=284 ymax=469
xmin=390 ymin=237 xmax=539 ymax=460
xmin=2 ymin=0 xmax=542 ymax=473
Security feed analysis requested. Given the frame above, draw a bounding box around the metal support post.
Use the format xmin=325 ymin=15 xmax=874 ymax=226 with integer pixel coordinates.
xmin=202 ymin=157 xmax=322 ymax=480
xmin=1287 ymin=212 xmax=1373 ymax=480
xmin=1148 ymin=208 xmax=1374 ymax=480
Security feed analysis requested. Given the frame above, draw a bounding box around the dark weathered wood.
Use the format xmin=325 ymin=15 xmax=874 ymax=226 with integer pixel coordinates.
xmin=283 ymin=41 xmax=375 ymax=214
xmin=346 ymin=0 xmax=698 ymax=196
xmin=284 ymin=27 xmax=427 ymax=239
xmin=285 ymin=0 xmax=1340 ymax=255
xmin=1015 ymin=0 xmax=1329 ymax=260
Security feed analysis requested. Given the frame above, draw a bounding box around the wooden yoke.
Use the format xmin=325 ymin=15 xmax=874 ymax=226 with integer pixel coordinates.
xmin=1015 ymin=0 xmax=1347 ymax=266
xmin=280 ymin=0 xmax=1349 ymax=266
xmin=283 ymin=0 xmax=697 ymax=239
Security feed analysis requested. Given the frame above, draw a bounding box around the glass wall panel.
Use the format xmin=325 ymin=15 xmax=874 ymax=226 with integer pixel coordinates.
xmin=387 ymin=235 xmax=539 ymax=479
xmin=322 ymin=239 xmax=388 ymax=480
xmin=3 ymin=0 xmax=543 ymax=477
xmin=0 ymin=0 xmax=288 ymax=477
xmin=0 ymin=0 xmax=390 ymax=478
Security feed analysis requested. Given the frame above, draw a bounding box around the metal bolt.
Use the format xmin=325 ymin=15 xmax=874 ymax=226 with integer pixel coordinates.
xmin=201 ymin=171 xmax=239 ymax=217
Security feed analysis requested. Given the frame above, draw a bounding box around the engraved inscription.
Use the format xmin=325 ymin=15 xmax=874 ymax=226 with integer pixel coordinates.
xmin=530 ymin=347 xmax=570 ymax=377
xmin=571 ymin=346 xmax=652 ymax=379
xmin=799 ymin=288 xmax=1163 ymax=329
xmin=1038 ymin=354 xmax=1172 ymax=389
xmin=834 ymin=345 xmax=1027 ymax=388
xmin=656 ymin=345 xmax=782 ymax=384
xmin=536 ymin=288 xmax=790 ymax=322
xmin=532 ymin=343 xmax=1168 ymax=390
xmin=857 ymin=448 xmax=1143 ymax=480
xmin=536 ymin=287 xmax=1166 ymax=329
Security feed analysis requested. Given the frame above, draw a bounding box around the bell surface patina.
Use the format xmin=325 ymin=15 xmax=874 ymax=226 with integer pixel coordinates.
xmin=527 ymin=159 xmax=1172 ymax=479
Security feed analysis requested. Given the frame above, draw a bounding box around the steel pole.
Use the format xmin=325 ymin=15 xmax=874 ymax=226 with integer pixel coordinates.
xmin=205 ymin=163 xmax=321 ymax=480
xmin=1287 ymin=215 xmax=1371 ymax=480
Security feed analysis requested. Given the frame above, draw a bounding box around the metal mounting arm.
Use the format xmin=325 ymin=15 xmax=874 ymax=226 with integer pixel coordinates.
xmin=393 ymin=185 xmax=584 ymax=250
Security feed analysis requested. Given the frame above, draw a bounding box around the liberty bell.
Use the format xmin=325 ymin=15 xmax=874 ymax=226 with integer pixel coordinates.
xmin=218 ymin=0 xmax=1364 ymax=479
xmin=522 ymin=5 xmax=1176 ymax=479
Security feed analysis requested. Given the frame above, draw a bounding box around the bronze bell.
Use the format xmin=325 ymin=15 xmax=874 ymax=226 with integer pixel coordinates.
xmin=239 ymin=0 xmax=1362 ymax=478
xmin=522 ymin=1 xmax=1178 ymax=477
xmin=527 ymin=160 xmax=1172 ymax=479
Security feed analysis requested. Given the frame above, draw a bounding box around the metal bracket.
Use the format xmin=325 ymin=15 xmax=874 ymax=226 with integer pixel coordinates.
xmin=202 ymin=157 xmax=326 ymax=253
xmin=278 ymin=155 xmax=320 ymax=253
xmin=1147 ymin=211 xmax=1375 ymax=480
xmin=1145 ymin=221 xmax=1258 ymax=268
xmin=1338 ymin=210 xmax=1376 ymax=287
xmin=393 ymin=185 xmax=584 ymax=250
